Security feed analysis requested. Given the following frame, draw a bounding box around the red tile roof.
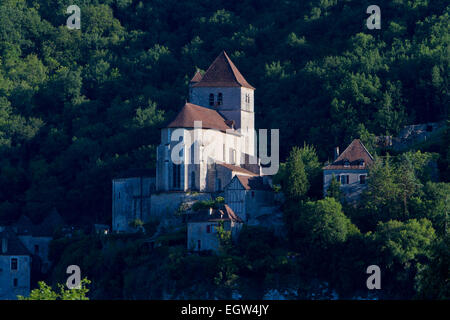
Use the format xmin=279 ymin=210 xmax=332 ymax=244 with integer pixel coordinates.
xmin=192 ymin=51 xmax=255 ymax=89
xmin=235 ymin=175 xmax=272 ymax=191
xmin=323 ymin=139 xmax=374 ymax=170
xmin=190 ymin=71 xmax=203 ymax=83
xmin=167 ymin=103 xmax=231 ymax=131
xmin=217 ymin=162 xmax=258 ymax=176
xmin=187 ymin=204 xmax=243 ymax=223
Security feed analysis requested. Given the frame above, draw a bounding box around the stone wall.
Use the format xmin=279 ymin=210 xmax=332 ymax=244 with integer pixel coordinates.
xmin=323 ymin=169 xmax=369 ymax=202
xmin=0 ymin=255 xmax=30 ymax=300
xmin=17 ymin=235 xmax=52 ymax=273
xmin=112 ymin=177 xmax=155 ymax=232
xmin=150 ymin=192 xmax=211 ymax=218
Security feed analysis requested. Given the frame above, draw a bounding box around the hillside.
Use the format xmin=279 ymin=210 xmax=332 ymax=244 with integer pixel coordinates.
xmin=0 ymin=0 xmax=448 ymax=227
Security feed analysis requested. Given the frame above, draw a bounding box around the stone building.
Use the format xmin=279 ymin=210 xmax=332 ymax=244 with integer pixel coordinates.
xmin=112 ymin=169 xmax=155 ymax=233
xmin=0 ymin=227 xmax=31 ymax=300
xmin=12 ymin=209 xmax=65 ymax=274
xmin=156 ymin=51 xmax=258 ymax=193
xmin=223 ymin=175 xmax=277 ymax=224
xmin=112 ymin=51 xmax=276 ymax=232
xmin=187 ymin=204 xmax=243 ymax=252
xmin=323 ymin=139 xmax=374 ymax=202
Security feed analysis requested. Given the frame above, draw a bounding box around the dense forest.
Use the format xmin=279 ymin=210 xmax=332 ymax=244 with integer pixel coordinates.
xmin=0 ymin=0 xmax=448 ymax=300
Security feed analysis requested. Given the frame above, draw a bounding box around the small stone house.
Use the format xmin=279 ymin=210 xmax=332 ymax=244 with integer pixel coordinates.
xmin=323 ymin=139 xmax=374 ymax=202
xmin=13 ymin=209 xmax=65 ymax=274
xmin=0 ymin=227 xmax=31 ymax=300
xmin=187 ymin=204 xmax=243 ymax=252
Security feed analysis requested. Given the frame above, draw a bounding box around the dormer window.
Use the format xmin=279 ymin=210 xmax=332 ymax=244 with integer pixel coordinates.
xmin=359 ymin=160 xmax=365 ymax=167
xmin=344 ymin=160 xmax=350 ymax=167
xmin=217 ymin=93 xmax=223 ymax=106
xmin=209 ymin=93 xmax=214 ymax=106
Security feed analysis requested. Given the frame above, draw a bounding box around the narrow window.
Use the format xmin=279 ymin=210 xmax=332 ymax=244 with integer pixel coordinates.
xmin=197 ymin=240 xmax=201 ymax=250
xmin=217 ymin=93 xmax=223 ymax=106
xmin=251 ymin=191 xmax=255 ymax=198
xmin=230 ymin=150 xmax=236 ymax=164
xmin=206 ymin=225 xmax=211 ymax=233
xmin=209 ymin=93 xmax=214 ymax=106
xmin=11 ymin=258 xmax=18 ymax=271
xmin=216 ymin=178 xmax=222 ymax=191
xmin=172 ymin=164 xmax=181 ymax=189
xmin=190 ymin=171 xmax=196 ymax=190
xmin=341 ymin=175 xmax=349 ymax=185
xmin=13 ymin=278 xmax=18 ymax=287
xmin=190 ymin=143 xmax=195 ymax=164
xmin=360 ymin=175 xmax=366 ymax=184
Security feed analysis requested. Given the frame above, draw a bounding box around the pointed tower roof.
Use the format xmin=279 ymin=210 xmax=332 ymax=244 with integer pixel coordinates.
xmin=324 ymin=139 xmax=374 ymax=170
xmin=192 ymin=51 xmax=255 ymax=89
xmin=167 ymin=102 xmax=232 ymax=132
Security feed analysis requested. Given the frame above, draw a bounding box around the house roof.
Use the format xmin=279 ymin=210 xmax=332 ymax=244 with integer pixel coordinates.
xmin=192 ymin=51 xmax=255 ymax=89
xmin=13 ymin=209 xmax=65 ymax=237
xmin=323 ymin=139 xmax=374 ymax=170
xmin=216 ymin=163 xmax=258 ymax=176
xmin=190 ymin=71 xmax=203 ymax=84
xmin=0 ymin=227 xmax=30 ymax=256
xmin=235 ymin=175 xmax=272 ymax=191
xmin=167 ymin=103 xmax=232 ymax=132
xmin=187 ymin=204 xmax=243 ymax=223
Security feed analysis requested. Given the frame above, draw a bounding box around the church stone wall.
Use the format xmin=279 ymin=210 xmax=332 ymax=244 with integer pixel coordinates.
xmin=190 ymin=87 xmax=241 ymax=112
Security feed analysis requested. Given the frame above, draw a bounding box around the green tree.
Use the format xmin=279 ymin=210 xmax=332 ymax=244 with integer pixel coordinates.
xmin=293 ymin=197 xmax=359 ymax=251
xmin=18 ymin=278 xmax=90 ymax=300
xmin=414 ymin=234 xmax=449 ymax=299
xmin=285 ymin=147 xmax=309 ymax=201
xmin=326 ymin=175 xmax=342 ymax=202
xmin=373 ymin=219 xmax=436 ymax=298
xmin=361 ymin=156 xmax=402 ymax=228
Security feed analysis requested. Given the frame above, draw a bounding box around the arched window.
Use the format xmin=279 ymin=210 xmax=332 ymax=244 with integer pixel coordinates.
xmin=209 ymin=93 xmax=214 ymax=106
xmin=217 ymin=93 xmax=223 ymax=106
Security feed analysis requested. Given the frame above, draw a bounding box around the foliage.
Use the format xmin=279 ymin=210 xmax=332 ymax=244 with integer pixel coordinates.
xmin=285 ymin=147 xmax=309 ymax=201
xmin=18 ymin=278 xmax=90 ymax=300
xmin=326 ymin=174 xmax=342 ymax=202
xmin=128 ymin=218 xmax=144 ymax=229
xmin=192 ymin=197 xmax=224 ymax=211
xmin=293 ymin=198 xmax=360 ymax=251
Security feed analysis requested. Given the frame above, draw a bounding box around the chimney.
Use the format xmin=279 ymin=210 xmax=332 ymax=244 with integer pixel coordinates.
xmin=334 ymin=147 xmax=340 ymax=160
xmin=1 ymin=237 xmax=8 ymax=254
